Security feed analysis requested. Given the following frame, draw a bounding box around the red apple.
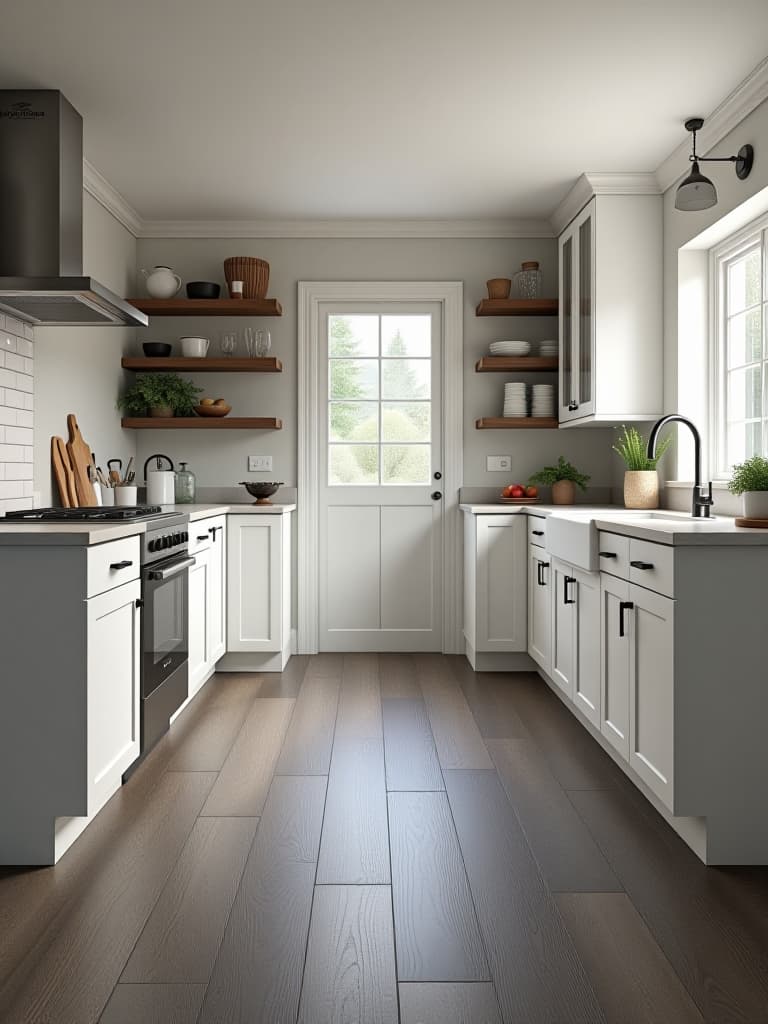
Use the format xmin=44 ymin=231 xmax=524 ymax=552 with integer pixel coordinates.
xmin=525 ymin=485 xmax=538 ymax=498
xmin=511 ymin=485 xmax=525 ymax=498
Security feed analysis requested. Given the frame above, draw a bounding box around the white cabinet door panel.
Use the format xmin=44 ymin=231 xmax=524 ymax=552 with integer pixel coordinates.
xmin=227 ymin=516 xmax=282 ymax=651
xmin=188 ymin=547 xmax=211 ymax=697
xmin=630 ymin=584 xmax=675 ymax=809
xmin=476 ymin=515 xmax=526 ymax=651
xmin=600 ymin=574 xmax=630 ymax=760
xmin=528 ymin=547 xmax=552 ymax=674
xmin=572 ymin=565 xmax=600 ymax=727
xmin=207 ymin=517 xmax=227 ymax=665
xmin=551 ymin=558 xmax=575 ymax=698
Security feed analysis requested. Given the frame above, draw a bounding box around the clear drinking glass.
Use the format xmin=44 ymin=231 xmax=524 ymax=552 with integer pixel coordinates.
xmin=221 ymin=332 xmax=237 ymax=357
xmin=243 ymin=326 xmax=256 ymax=357
xmin=255 ymin=328 xmax=271 ymax=357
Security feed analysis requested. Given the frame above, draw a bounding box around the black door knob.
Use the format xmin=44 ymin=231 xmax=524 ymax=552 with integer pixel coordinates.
xmin=431 ymin=491 xmax=442 ymax=500
xmin=433 ymin=471 xmax=442 ymax=480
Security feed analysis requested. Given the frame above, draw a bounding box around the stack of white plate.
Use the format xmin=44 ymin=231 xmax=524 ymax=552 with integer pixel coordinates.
xmin=539 ymin=340 xmax=558 ymax=357
xmin=490 ymin=340 xmax=531 ymax=356
xmin=531 ymin=383 xmax=555 ymax=418
xmin=503 ymin=382 xmax=528 ymax=418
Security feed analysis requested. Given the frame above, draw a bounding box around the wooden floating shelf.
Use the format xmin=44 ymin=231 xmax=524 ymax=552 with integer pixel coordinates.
xmin=121 ymin=417 xmax=282 ymax=430
xmin=475 ymin=356 xmax=558 ymax=372
xmin=476 ymin=417 xmax=559 ymax=430
xmin=475 ymin=299 xmax=558 ymax=317
xmin=128 ymin=298 xmax=283 ymax=317
xmin=122 ymin=357 xmax=283 ymax=373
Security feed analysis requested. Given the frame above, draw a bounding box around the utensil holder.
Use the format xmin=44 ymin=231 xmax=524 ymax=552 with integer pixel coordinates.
xmin=99 ymin=484 xmax=115 ymax=506
xmin=114 ymin=485 xmax=138 ymax=506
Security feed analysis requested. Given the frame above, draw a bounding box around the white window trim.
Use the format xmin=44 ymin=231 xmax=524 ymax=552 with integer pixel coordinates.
xmin=709 ymin=210 xmax=768 ymax=480
xmin=297 ymin=281 xmax=464 ymax=655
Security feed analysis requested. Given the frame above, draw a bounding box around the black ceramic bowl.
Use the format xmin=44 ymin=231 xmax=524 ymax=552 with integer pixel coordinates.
xmin=142 ymin=342 xmax=172 ymax=357
xmin=238 ymin=481 xmax=284 ymax=505
xmin=186 ymin=281 xmax=221 ymax=299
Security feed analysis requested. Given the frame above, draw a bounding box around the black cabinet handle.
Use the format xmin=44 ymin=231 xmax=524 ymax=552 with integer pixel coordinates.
xmin=135 ymin=598 xmax=144 ymax=609
xmin=619 ymin=600 xmax=634 ymax=637
xmin=208 ymin=525 xmax=222 ymax=542
xmin=630 ymin=560 xmax=654 ymax=570
xmin=568 ymin=400 xmax=579 ymax=411
xmin=532 ymin=529 xmax=544 ymax=536
xmin=599 ymin=551 xmax=617 ymax=559
xmin=197 ymin=534 xmax=209 ymax=541
xmin=537 ymin=560 xmax=550 ymax=586
xmin=110 ymin=560 xmax=133 ymax=570
xmin=564 ymin=575 xmax=576 ymax=604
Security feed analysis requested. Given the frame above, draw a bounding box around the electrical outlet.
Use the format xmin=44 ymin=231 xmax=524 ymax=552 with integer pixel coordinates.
xmin=248 ymin=455 xmax=273 ymax=472
xmin=487 ymin=455 xmax=511 ymax=472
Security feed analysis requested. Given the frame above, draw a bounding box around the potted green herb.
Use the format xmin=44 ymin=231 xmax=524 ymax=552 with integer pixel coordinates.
xmin=612 ymin=425 xmax=672 ymax=509
xmin=117 ymin=374 xmax=203 ymax=418
xmin=728 ymin=455 xmax=768 ymax=518
xmin=528 ymin=456 xmax=590 ymax=505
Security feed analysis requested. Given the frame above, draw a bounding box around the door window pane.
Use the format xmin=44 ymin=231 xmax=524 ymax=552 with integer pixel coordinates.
xmin=329 ymin=315 xmax=379 ymax=357
xmin=382 ymin=445 xmax=430 ymax=484
xmin=330 ymin=359 xmax=378 ymax=399
xmin=382 ymin=359 xmax=430 ymax=399
xmin=329 ymin=444 xmax=379 ymax=485
xmin=382 ymin=315 xmax=431 ymax=357
xmin=382 ymin=402 xmax=430 ymax=442
xmin=329 ymin=402 xmax=378 ymax=442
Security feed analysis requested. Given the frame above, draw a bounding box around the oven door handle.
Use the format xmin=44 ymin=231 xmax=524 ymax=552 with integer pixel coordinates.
xmin=146 ymin=555 xmax=196 ymax=581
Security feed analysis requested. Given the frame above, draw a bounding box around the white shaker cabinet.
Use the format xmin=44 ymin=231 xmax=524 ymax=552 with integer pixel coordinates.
xmin=188 ymin=544 xmax=212 ymax=697
xmin=550 ymin=558 xmax=601 ymax=725
xmin=187 ymin=514 xmax=227 ymax=699
xmin=600 ymin=573 xmax=631 ymax=760
xmin=550 ymin=558 xmax=576 ymax=698
xmin=527 ymin=546 xmax=552 ymax=675
xmin=463 ymin=512 xmax=527 ymax=669
xmin=558 ymin=193 xmax=662 ymax=426
xmin=226 ymin=513 xmax=292 ymax=670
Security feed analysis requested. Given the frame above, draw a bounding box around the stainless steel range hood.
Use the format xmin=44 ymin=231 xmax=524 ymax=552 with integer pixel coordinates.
xmin=0 ymin=90 xmax=147 ymax=328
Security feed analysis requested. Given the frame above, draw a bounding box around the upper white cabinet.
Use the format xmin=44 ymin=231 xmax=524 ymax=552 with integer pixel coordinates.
xmin=558 ymin=193 xmax=662 ymax=426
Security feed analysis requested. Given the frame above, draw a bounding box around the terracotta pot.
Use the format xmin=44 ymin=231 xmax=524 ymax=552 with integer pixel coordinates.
xmin=624 ymin=470 xmax=659 ymax=509
xmin=149 ymin=405 xmax=174 ymax=418
xmin=551 ymin=479 xmax=576 ymax=505
xmin=743 ymin=491 xmax=768 ymax=518
xmin=486 ymin=277 xmax=512 ymax=299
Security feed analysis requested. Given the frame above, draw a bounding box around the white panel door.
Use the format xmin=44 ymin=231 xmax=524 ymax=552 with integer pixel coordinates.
xmin=528 ymin=547 xmax=552 ymax=673
xmin=188 ymin=546 xmax=211 ymax=697
xmin=551 ymin=558 xmax=575 ymax=698
xmin=629 ymin=584 xmax=675 ymax=809
xmin=572 ymin=566 xmax=600 ymax=727
xmin=475 ymin=515 xmax=527 ymax=651
xmin=600 ymin=573 xmax=631 ymax=760
xmin=319 ymin=305 xmax=443 ymax=651
xmin=208 ymin=520 xmax=227 ymax=665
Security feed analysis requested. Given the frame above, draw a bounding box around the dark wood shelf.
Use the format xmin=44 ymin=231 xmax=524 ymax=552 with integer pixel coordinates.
xmin=475 ymin=299 xmax=558 ymax=317
xmin=127 ymin=298 xmax=283 ymax=317
xmin=475 ymin=356 xmax=558 ymax=372
xmin=476 ymin=417 xmax=559 ymax=430
xmin=121 ymin=417 xmax=283 ymax=430
xmin=122 ymin=357 xmax=283 ymax=373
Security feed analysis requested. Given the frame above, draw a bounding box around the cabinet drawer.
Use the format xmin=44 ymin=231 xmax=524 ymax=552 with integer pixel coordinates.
xmin=527 ymin=515 xmax=547 ymax=549
xmin=87 ymin=536 xmax=141 ymax=597
xmin=629 ymin=539 xmax=674 ymax=597
xmin=597 ymin=532 xmax=629 ymax=577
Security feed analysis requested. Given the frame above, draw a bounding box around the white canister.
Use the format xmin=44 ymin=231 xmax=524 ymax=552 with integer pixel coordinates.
xmin=114 ymin=485 xmax=138 ymax=506
xmin=180 ymin=336 xmax=210 ymax=357
xmin=99 ymin=484 xmax=115 ymax=506
xmin=146 ymin=470 xmax=176 ymax=505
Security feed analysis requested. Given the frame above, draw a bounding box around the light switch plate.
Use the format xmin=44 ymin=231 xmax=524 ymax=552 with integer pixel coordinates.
xmin=487 ymin=455 xmax=511 ymax=472
xmin=248 ymin=455 xmax=273 ymax=472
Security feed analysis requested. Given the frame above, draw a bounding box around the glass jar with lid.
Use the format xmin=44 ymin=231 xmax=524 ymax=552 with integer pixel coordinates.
xmin=514 ymin=260 xmax=542 ymax=299
xmin=175 ymin=461 xmax=196 ymax=503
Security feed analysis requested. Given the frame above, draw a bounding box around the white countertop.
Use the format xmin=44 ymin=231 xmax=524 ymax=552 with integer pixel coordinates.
xmin=0 ymin=502 xmax=297 ymax=546
xmin=459 ymin=503 xmax=768 ymax=545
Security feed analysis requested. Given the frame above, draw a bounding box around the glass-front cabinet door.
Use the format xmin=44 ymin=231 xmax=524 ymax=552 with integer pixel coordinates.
xmin=559 ymin=198 xmax=596 ymax=423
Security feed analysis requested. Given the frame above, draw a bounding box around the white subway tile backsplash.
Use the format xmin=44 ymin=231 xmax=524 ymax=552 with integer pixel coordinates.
xmin=0 ymin=367 xmax=15 ymax=388
xmin=0 ymin=444 xmax=24 ymax=462
xmin=4 ymin=462 xmax=33 ymax=480
xmin=16 ymin=338 xmax=33 ymax=358
xmin=0 ymin=321 xmax=33 ymax=511
xmin=6 ymin=353 xmax=25 ymax=374
xmin=23 ymin=446 xmax=33 ymax=463
xmin=15 ymin=374 xmax=33 ymax=394
xmin=23 ymin=394 xmax=33 ymax=411
xmin=0 ymin=480 xmax=25 ymax=500
xmin=24 ymin=324 xmax=34 ymax=341
xmin=16 ymin=410 xmax=32 ymax=428
xmin=4 ymin=425 xmax=32 ymax=445
xmin=1 ymin=335 xmax=16 ymax=354
xmin=23 ymin=480 xmax=33 ymax=497
xmin=0 ymin=407 xmax=15 ymax=426
xmin=4 ymin=316 xmax=23 ymax=337
xmin=4 ymin=389 xmax=26 ymax=409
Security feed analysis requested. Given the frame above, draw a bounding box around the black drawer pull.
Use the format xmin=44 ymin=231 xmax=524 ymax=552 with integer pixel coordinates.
xmin=197 ymin=534 xmax=209 ymax=542
xmin=536 ymin=560 xmax=550 ymax=586
xmin=630 ymin=560 xmax=654 ymax=570
xmin=564 ymin=575 xmax=576 ymax=604
xmin=599 ymin=551 xmax=617 ymax=558
xmin=619 ymin=600 xmax=634 ymax=637
xmin=532 ymin=529 xmax=544 ymax=536
xmin=109 ymin=560 xmax=133 ymax=570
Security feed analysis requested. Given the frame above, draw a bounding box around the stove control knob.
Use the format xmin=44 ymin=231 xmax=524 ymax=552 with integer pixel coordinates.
xmin=174 ymin=532 xmax=182 ymax=544
xmin=162 ymin=536 xmax=171 ymax=549
xmin=182 ymin=531 xmax=189 ymax=542
xmin=147 ymin=539 xmax=157 ymax=552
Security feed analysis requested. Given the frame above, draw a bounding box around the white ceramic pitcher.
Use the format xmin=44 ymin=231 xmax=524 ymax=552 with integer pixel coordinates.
xmin=141 ymin=266 xmax=181 ymax=299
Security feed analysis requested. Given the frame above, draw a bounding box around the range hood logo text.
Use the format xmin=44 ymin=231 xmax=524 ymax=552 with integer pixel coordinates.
xmin=0 ymin=102 xmax=44 ymax=119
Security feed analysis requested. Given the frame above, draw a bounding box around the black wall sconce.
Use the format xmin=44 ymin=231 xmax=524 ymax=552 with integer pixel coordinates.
xmin=675 ymin=117 xmax=754 ymax=211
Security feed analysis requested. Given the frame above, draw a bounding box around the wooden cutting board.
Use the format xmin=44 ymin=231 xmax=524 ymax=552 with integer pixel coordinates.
xmin=51 ymin=436 xmax=77 ymax=508
xmin=65 ymin=413 xmax=97 ymax=507
xmin=735 ymin=516 xmax=768 ymax=528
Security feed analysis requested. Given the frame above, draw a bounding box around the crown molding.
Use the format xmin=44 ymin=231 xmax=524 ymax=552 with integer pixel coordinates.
xmin=136 ymin=217 xmax=554 ymax=239
xmin=82 ymin=159 xmax=142 ymax=237
xmin=655 ymin=55 xmax=768 ymax=193
xmin=549 ymin=172 xmax=661 ymax=235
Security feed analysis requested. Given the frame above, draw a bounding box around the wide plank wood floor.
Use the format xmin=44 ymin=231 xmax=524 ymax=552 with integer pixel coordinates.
xmin=2 ymin=653 xmax=768 ymax=1023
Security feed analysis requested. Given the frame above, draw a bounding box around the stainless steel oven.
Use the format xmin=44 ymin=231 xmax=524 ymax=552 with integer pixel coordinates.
xmin=139 ymin=514 xmax=193 ymax=753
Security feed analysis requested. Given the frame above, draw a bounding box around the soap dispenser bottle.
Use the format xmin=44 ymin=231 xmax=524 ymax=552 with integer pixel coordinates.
xmin=175 ymin=461 xmax=196 ymax=504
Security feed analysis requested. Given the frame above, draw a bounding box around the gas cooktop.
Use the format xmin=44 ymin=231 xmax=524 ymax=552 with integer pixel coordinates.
xmin=3 ymin=505 xmax=176 ymax=523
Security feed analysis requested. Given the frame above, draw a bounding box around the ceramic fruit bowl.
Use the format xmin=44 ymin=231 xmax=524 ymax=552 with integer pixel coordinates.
xmin=238 ymin=481 xmax=284 ymax=505
xmin=194 ymin=401 xmax=231 ymax=417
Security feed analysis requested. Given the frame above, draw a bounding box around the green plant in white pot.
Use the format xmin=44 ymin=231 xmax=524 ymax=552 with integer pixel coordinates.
xmin=613 ymin=425 xmax=672 ymax=509
xmin=728 ymin=455 xmax=768 ymax=518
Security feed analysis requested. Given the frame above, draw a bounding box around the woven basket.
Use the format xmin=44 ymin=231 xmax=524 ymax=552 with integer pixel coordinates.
xmin=223 ymin=257 xmax=270 ymax=299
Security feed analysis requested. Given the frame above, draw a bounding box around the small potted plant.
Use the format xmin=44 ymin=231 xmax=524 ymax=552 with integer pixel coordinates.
xmin=528 ymin=456 xmax=590 ymax=505
xmin=613 ymin=425 xmax=672 ymax=509
xmin=118 ymin=374 xmax=203 ymax=418
xmin=728 ymin=455 xmax=768 ymax=518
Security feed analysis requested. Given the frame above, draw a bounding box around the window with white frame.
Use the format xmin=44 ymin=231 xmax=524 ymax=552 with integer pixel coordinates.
xmin=712 ymin=218 xmax=767 ymax=478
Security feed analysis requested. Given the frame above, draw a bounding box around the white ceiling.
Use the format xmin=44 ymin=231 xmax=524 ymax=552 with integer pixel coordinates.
xmin=1 ymin=0 xmax=767 ymax=223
